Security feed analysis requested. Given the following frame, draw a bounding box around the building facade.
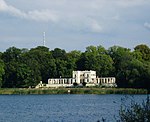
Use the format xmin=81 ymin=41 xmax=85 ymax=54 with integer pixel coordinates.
xmin=36 ymin=70 xmax=117 ymax=88
xmin=72 ymin=70 xmax=96 ymax=84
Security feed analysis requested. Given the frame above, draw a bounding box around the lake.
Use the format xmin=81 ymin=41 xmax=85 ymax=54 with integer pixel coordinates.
xmin=0 ymin=94 xmax=148 ymax=122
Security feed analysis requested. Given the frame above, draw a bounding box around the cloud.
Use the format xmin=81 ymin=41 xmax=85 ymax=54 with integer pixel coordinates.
xmin=144 ymin=22 xmax=150 ymax=29
xmin=0 ymin=0 xmax=8 ymax=10
xmin=117 ymin=0 xmax=149 ymax=7
xmin=88 ymin=19 xmax=103 ymax=33
xmin=0 ymin=0 xmax=105 ymax=33
xmin=112 ymin=15 xmax=120 ymax=21
xmin=27 ymin=10 xmax=59 ymax=22
xmin=0 ymin=0 xmax=150 ymax=52
xmin=1 ymin=0 xmax=150 ymax=35
xmin=0 ymin=0 xmax=25 ymax=17
xmin=0 ymin=0 xmax=59 ymax=22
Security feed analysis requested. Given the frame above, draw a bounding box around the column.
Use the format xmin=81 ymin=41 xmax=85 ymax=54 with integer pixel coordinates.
xmin=108 ymin=78 xmax=111 ymax=83
xmin=111 ymin=78 xmax=113 ymax=83
xmin=113 ymin=78 xmax=116 ymax=83
xmin=98 ymin=78 xmax=100 ymax=84
xmin=70 ymin=79 xmax=72 ymax=84
xmin=106 ymin=78 xmax=108 ymax=84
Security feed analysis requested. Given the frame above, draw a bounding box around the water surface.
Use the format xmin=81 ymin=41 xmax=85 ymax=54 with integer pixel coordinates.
xmin=0 ymin=94 xmax=147 ymax=122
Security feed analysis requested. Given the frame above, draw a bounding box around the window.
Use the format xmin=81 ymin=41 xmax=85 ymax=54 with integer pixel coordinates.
xmin=87 ymin=79 xmax=89 ymax=82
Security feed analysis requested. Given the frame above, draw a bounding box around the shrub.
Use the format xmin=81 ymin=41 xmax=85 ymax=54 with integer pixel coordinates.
xmin=118 ymin=96 xmax=150 ymax=122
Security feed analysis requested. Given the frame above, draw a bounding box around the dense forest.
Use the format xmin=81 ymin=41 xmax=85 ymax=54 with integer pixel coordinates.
xmin=0 ymin=44 xmax=150 ymax=89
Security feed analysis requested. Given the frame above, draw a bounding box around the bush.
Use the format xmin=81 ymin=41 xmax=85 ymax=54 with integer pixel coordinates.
xmin=118 ymin=96 xmax=150 ymax=122
xmin=73 ymin=82 xmax=78 ymax=87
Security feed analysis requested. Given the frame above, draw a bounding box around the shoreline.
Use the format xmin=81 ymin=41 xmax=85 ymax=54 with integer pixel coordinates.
xmin=0 ymin=88 xmax=148 ymax=95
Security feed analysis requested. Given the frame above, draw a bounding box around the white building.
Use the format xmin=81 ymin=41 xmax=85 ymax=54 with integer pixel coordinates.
xmin=36 ymin=70 xmax=117 ymax=88
xmin=73 ymin=70 xmax=96 ymax=84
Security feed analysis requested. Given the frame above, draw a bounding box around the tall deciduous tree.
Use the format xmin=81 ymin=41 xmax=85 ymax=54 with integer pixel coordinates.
xmin=22 ymin=46 xmax=51 ymax=84
xmin=2 ymin=47 xmax=22 ymax=87
xmin=0 ymin=59 xmax=5 ymax=87
xmin=0 ymin=44 xmax=150 ymax=89
xmin=134 ymin=44 xmax=150 ymax=61
xmin=108 ymin=46 xmax=132 ymax=87
xmin=77 ymin=45 xmax=114 ymax=77
xmin=66 ymin=50 xmax=81 ymax=77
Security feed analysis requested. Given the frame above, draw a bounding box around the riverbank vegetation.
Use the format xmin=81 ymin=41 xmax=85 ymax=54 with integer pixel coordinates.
xmin=98 ymin=95 xmax=150 ymax=122
xmin=0 ymin=88 xmax=148 ymax=95
xmin=118 ymin=96 xmax=150 ymax=122
xmin=0 ymin=44 xmax=150 ymax=89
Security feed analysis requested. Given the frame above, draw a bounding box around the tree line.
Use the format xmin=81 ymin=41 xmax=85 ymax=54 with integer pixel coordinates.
xmin=0 ymin=44 xmax=149 ymax=88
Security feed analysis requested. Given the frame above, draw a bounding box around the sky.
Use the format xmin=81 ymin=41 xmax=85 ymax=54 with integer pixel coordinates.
xmin=0 ymin=0 xmax=150 ymax=52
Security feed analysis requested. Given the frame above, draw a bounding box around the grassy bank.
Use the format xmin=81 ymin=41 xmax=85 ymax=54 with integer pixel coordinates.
xmin=0 ymin=88 xmax=148 ymax=95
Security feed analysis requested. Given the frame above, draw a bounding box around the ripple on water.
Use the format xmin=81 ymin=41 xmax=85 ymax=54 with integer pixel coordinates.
xmin=0 ymin=94 xmax=147 ymax=122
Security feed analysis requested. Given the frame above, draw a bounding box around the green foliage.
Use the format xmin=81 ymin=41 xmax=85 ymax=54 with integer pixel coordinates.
xmin=0 ymin=44 xmax=150 ymax=88
xmin=82 ymin=81 xmax=87 ymax=87
xmin=73 ymin=82 xmax=78 ymax=87
xmin=51 ymin=48 xmax=66 ymax=59
xmin=77 ymin=45 xmax=114 ymax=76
xmin=134 ymin=44 xmax=150 ymax=61
xmin=0 ymin=60 xmax=5 ymax=87
xmin=118 ymin=96 xmax=150 ymax=122
xmin=108 ymin=45 xmax=150 ymax=89
xmin=0 ymin=88 xmax=148 ymax=95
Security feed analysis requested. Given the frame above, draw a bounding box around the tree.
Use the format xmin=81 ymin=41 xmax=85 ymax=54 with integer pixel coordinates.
xmin=139 ymin=62 xmax=150 ymax=89
xmin=15 ymin=63 xmax=32 ymax=87
xmin=77 ymin=45 xmax=114 ymax=77
xmin=108 ymin=45 xmax=150 ymax=88
xmin=2 ymin=47 xmax=22 ymax=87
xmin=51 ymin=48 xmax=66 ymax=60
xmin=118 ymin=96 xmax=150 ymax=122
xmin=22 ymin=46 xmax=51 ymax=84
xmin=66 ymin=50 xmax=81 ymax=77
xmin=0 ymin=60 xmax=5 ymax=87
xmin=134 ymin=44 xmax=150 ymax=61
xmin=54 ymin=59 xmax=68 ymax=78
xmin=2 ymin=47 xmax=22 ymax=62
xmin=108 ymin=46 xmax=133 ymax=87
xmin=0 ymin=44 xmax=150 ymax=88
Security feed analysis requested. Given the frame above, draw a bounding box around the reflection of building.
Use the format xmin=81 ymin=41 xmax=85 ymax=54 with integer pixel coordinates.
xmin=36 ymin=70 xmax=117 ymax=88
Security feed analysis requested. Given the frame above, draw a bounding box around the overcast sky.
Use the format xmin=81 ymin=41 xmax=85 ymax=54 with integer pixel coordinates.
xmin=0 ymin=0 xmax=150 ymax=52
